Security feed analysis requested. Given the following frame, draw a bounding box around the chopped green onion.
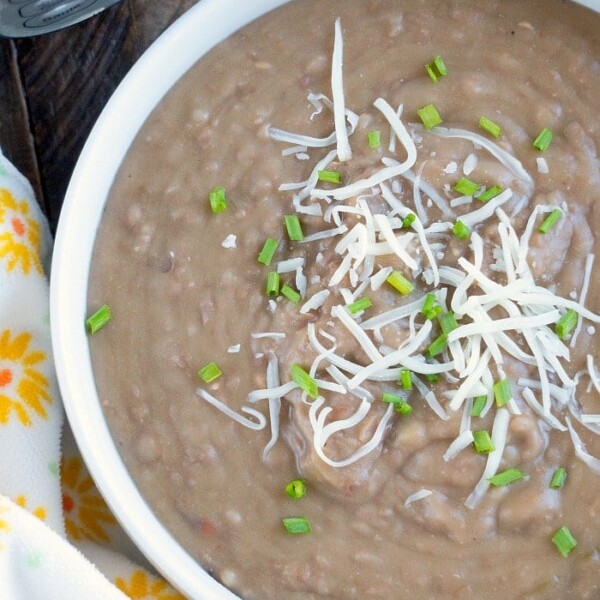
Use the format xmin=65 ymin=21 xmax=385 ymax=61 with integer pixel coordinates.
xmin=425 ymin=63 xmax=439 ymax=83
xmin=257 ymin=238 xmax=279 ymax=265
xmin=198 ymin=361 xmax=222 ymax=383
xmin=439 ymin=312 xmax=459 ymax=335
xmin=538 ymin=208 xmax=563 ymax=234
xmin=282 ymin=516 xmax=311 ymax=535
xmin=476 ymin=185 xmax=503 ymax=203
xmin=209 ymin=186 xmax=228 ymax=213
xmin=421 ymin=293 xmax=441 ymax=320
xmin=284 ymin=215 xmax=304 ymax=241
xmin=386 ymin=271 xmax=415 ymax=296
xmin=367 ymin=130 xmax=381 ymax=148
xmin=473 ymin=430 xmax=495 ymax=454
xmin=425 ymin=373 xmax=439 ymax=383
xmin=417 ymin=104 xmax=443 ymax=130
xmin=285 ymin=479 xmax=307 ymax=499
xmin=452 ymin=220 xmax=471 ymax=240
xmin=550 ymin=467 xmax=567 ymax=489
xmin=454 ymin=177 xmax=480 ymax=196
xmin=382 ymin=393 xmax=413 ymax=415
xmin=85 ymin=304 xmax=111 ymax=334
xmin=347 ymin=296 xmax=373 ymax=315
xmin=402 ymin=213 xmax=416 ymax=229
xmin=552 ymin=525 xmax=577 ymax=557
xmin=494 ymin=378 xmax=512 ymax=407
xmin=290 ymin=364 xmax=318 ymax=399
xmin=488 ymin=467 xmax=525 ymax=487
xmin=400 ymin=369 xmax=412 ymax=391
xmin=555 ymin=309 xmax=578 ymax=340
xmin=281 ymin=283 xmax=301 ymax=304
xmin=425 ymin=55 xmax=448 ymax=82
xmin=426 ymin=333 xmax=448 ymax=359
xmin=479 ymin=116 xmax=502 ymax=138
xmin=317 ymin=169 xmax=342 ymax=184
xmin=266 ymin=271 xmax=280 ymax=297
xmin=433 ymin=55 xmax=448 ymax=76
xmin=471 ymin=395 xmax=487 ymax=417
xmin=533 ymin=128 xmax=554 ymax=152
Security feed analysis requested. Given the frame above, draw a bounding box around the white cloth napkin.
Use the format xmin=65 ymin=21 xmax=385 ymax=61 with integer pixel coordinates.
xmin=0 ymin=148 xmax=186 ymax=600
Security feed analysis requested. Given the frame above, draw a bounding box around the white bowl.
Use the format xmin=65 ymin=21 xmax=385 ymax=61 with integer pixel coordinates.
xmin=50 ymin=0 xmax=600 ymax=598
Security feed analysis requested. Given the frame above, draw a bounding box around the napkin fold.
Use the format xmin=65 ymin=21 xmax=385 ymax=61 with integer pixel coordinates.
xmin=0 ymin=147 xmax=185 ymax=600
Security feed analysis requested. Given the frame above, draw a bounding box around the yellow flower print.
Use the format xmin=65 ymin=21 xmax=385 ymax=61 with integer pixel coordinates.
xmin=0 ymin=505 xmax=10 ymax=551
xmin=14 ymin=495 xmax=47 ymax=521
xmin=115 ymin=569 xmax=186 ymax=600
xmin=0 ymin=330 xmax=51 ymax=426
xmin=0 ymin=188 xmax=42 ymax=275
xmin=61 ymin=455 xmax=116 ymax=543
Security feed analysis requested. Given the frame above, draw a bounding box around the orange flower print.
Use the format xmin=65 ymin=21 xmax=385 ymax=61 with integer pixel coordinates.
xmin=14 ymin=495 xmax=47 ymax=521
xmin=0 ymin=188 xmax=42 ymax=275
xmin=0 ymin=505 xmax=10 ymax=551
xmin=61 ymin=455 xmax=116 ymax=543
xmin=115 ymin=570 xmax=186 ymax=600
xmin=0 ymin=330 xmax=51 ymax=426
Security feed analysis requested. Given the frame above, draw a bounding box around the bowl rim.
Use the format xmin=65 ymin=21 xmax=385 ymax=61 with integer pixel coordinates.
xmin=50 ymin=0 xmax=289 ymax=598
xmin=50 ymin=0 xmax=600 ymax=598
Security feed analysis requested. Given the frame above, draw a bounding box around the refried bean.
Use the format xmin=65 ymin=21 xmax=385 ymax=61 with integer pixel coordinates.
xmin=88 ymin=1 xmax=600 ymax=598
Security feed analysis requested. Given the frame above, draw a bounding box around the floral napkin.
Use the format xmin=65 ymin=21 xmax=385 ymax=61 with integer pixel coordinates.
xmin=0 ymin=147 xmax=186 ymax=600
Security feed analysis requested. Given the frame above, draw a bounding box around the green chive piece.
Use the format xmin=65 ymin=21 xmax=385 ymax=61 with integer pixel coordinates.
xmin=425 ymin=373 xmax=439 ymax=383
xmin=426 ymin=333 xmax=448 ymax=359
xmin=479 ymin=116 xmax=502 ymax=138
xmin=209 ymin=186 xmax=228 ymax=213
xmin=198 ymin=361 xmax=222 ymax=383
xmin=533 ymin=128 xmax=554 ymax=152
xmin=266 ymin=271 xmax=280 ymax=297
xmin=454 ymin=177 xmax=480 ymax=196
xmin=494 ymin=378 xmax=512 ymax=407
xmin=400 ymin=369 xmax=412 ymax=391
xmin=85 ymin=304 xmax=111 ymax=334
xmin=425 ymin=55 xmax=448 ymax=82
xmin=555 ymin=309 xmax=578 ymax=340
xmin=417 ymin=104 xmax=443 ymax=130
xmin=290 ymin=364 xmax=318 ymax=399
xmin=473 ymin=430 xmax=495 ymax=454
xmin=550 ymin=467 xmax=567 ymax=489
xmin=285 ymin=479 xmax=307 ymax=499
xmin=452 ymin=220 xmax=471 ymax=240
xmin=439 ymin=312 xmax=459 ymax=335
xmin=488 ymin=467 xmax=525 ymax=487
xmin=281 ymin=283 xmax=301 ymax=304
xmin=382 ymin=393 xmax=413 ymax=415
xmin=318 ymin=169 xmax=343 ymax=184
xmin=476 ymin=185 xmax=503 ymax=203
xmin=471 ymin=395 xmax=487 ymax=417
xmin=538 ymin=208 xmax=563 ymax=234
xmin=552 ymin=525 xmax=577 ymax=557
xmin=257 ymin=238 xmax=279 ymax=265
xmin=282 ymin=516 xmax=311 ymax=535
xmin=368 ymin=130 xmax=381 ymax=148
xmin=433 ymin=55 xmax=448 ymax=76
xmin=421 ymin=293 xmax=441 ymax=320
xmin=386 ymin=271 xmax=415 ymax=296
xmin=402 ymin=213 xmax=416 ymax=229
xmin=425 ymin=63 xmax=439 ymax=82
xmin=347 ymin=296 xmax=373 ymax=315
xmin=284 ymin=215 xmax=304 ymax=241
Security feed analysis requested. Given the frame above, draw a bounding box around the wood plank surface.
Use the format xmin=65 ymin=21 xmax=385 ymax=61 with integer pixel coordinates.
xmin=2 ymin=0 xmax=199 ymax=231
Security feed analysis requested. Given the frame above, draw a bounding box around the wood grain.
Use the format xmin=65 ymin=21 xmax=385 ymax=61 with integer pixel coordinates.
xmin=0 ymin=40 xmax=43 ymax=208
xmin=11 ymin=0 xmax=200 ymax=230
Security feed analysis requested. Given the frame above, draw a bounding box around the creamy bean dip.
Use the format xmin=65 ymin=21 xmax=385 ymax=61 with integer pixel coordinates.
xmin=88 ymin=0 xmax=600 ymax=598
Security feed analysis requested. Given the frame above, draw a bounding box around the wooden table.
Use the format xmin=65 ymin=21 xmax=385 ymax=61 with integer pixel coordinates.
xmin=0 ymin=0 xmax=199 ymax=231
